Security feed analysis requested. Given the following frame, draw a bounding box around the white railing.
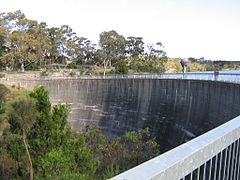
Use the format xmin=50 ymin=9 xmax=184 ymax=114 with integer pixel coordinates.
xmin=112 ymin=115 xmax=240 ymax=180
xmin=34 ymin=72 xmax=240 ymax=84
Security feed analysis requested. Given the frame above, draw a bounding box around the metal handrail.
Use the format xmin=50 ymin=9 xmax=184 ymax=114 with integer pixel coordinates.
xmin=29 ymin=73 xmax=240 ymax=85
xmin=2 ymin=72 xmax=240 ymax=81
xmin=112 ymin=115 xmax=240 ymax=180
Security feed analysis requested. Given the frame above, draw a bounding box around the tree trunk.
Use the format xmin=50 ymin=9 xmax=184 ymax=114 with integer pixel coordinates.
xmin=103 ymin=59 xmax=107 ymax=76
xmin=23 ymin=131 xmax=33 ymax=180
xmin=21 ymin=62 xmax=25 ymax=72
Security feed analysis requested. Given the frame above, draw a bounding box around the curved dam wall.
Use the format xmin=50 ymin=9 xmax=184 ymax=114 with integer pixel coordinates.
xmin=4 ymin=78 xmax=240 ymax=152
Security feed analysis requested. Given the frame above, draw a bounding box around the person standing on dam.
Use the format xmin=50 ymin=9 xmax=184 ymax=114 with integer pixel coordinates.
xmin=214 ymin=70 xmax=219 ymax=81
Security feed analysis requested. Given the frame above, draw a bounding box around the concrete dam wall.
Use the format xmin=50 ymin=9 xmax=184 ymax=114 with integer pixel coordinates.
xmin=5 ymin=78 xmax=240 ymax=152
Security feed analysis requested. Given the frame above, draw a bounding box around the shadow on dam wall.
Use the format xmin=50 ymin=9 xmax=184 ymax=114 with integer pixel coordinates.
xmin=7 ymin=79 xmax=240 ymax=153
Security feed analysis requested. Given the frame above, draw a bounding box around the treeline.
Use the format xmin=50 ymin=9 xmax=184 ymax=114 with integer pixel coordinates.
xmin=0 ymin=10 xmax=167 ymax=74
xmin=0 ymin=85 xmax=160 ymax=179
xmin=187 ymin=58 xmax=240 ymax=72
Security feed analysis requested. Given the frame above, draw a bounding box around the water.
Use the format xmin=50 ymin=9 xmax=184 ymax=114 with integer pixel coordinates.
xmin=189 ymin=70 xmax=240 ymax=74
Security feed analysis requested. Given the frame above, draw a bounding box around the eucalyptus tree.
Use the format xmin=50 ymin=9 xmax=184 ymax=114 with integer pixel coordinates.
xmin=26 ymin=22 xmax=50 ymax=69
xmin=64 ymin=36 xmax=96 ymax=67
xmin=0 ymin=19 xmax=7 ymax=57
xmin=49 ymin=25 xmax=89 ymax=66
xmin=5 ymin=29 xmax=48 ymax=71
xmin=0 ymin=27 xmax=6 ymax=62
xmin=77 ymin=37 xmax=96 ymax=65
xmin=0 ymin=10 xmax=50 ymax=71
xmin=0 ymin=12 xmax=11 ymax=68
xmin=126 ymin=36 xmax=144 ymax=58
xmin=7 ymin=97 xmax=38 ymax=180
xmin=47 ymin=27 xmax=62 ymax=64
xmin=99 ymin=30 xmax=126 ymax=74
xmin=147 ymin=42 xmax=166 ymax=57
xmin=146 ymin=42 xmax=167 ymax=73
xmin=58 ymin=25 xmax=75 ymax=64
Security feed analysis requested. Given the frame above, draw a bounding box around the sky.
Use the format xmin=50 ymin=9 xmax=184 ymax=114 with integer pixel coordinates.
xmin=1 ymin=0 xmax=240 ymax=61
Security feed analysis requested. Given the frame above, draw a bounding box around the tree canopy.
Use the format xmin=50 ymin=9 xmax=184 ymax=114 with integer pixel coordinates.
xmin=0 ymin=10 xmax=167 ymax=74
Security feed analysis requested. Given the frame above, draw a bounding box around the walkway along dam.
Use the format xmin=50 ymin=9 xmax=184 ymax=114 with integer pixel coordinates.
xmin=2 ymin=73 xmax=240 ymax=179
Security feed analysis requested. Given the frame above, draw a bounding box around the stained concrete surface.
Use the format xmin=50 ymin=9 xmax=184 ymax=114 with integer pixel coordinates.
xmin=3 ymin=79 xmax=240 ymax=153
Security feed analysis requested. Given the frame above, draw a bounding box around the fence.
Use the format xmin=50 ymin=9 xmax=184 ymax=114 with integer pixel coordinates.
xmin=34 ymin=72 xmax=240 ymax=84
xmin=112 ymin=115 xmax=240 ymax=180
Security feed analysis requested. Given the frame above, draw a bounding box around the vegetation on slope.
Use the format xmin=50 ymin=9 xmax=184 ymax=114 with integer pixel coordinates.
xmin=0 ymin=85 xmax=160 ymax=179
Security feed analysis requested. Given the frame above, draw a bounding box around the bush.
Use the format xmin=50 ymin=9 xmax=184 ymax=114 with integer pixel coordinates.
xmin=66 ymin=62 xmax=77 ymax=69
xmin=115 ymin=61 xmax=128 ymax=74
xmin=82 ymin=124 xmax=160 ymax=179
xmin=25 ymin=64 xmax=39 ymax=71
xmin=0 ymin=74 xmax=5 ymax=78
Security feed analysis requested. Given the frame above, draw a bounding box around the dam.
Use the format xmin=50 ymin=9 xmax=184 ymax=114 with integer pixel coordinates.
xmin=2 ymin=73 xmax=240 ymax=179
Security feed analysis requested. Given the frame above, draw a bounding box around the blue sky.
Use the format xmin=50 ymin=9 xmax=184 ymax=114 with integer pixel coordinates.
xmin=1 ymin=0 xmax=240 ymax=60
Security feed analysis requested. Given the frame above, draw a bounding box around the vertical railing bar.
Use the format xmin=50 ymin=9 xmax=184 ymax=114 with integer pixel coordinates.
xmin=226 ymin=144 xmax=232 ymax=180
xmin=197 ymin=167 xmax=200 ymax=180
xmin=233 ymin=139 xmax=240 ymax=180
xmin=222 ymin=146 xmax=228 ymax=180
xmin=208 ymin=158 xmax=212 ymax=180
xmin=236 ymin=139 xmax=240 ymax=179
xmin=230 ymin=141 xmax=236 ymax=180
xmin=213 ymin=154 xmax=218 ymax=180
xmin=203 ymin=163 xmax=206 ymax=180
xmin=190 ymin=172 xmax=193 ymax=180
xmin=218 ymin=150 xmax=223 ymax=180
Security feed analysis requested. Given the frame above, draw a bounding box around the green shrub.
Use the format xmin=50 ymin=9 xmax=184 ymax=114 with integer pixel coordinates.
xmin=115 ymin=61 xmax=128 ymax=74
xmin=0 ymin=74 xmax=5 ymax=78
xmin=66 ymin=62 xmax=77 ymax=69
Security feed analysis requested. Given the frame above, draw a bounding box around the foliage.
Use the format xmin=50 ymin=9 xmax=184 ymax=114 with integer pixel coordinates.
xmin=6 ymin=96 xmax=38 ymax=180
xmin=66 ymin=61 xmax=77 ymax=69
xmin=0 ymin=84 xmax=9 ymax=106
xmin=82 ymin=124 xmax=160 ymax=179
xmin=188 ymin=62 xmax=206 ymax=72
xmin=114 ymin=60 xmax=128 ymax=74
xmin=164 ymin=58 xmax=182 ymax=73
xmin=7 ymin=97 xmax=37 ymax=134
xmin=0 ymin=86 xmax=98 ymax=179
xmin=0 ymin=10 xmax=170 ymax=74
xmin=0 ymin=86 xmax=162 ymax=179
xmin=37 ymin=137 xmax=98 ymax=180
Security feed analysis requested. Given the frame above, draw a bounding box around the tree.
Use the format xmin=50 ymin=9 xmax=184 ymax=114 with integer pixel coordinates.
xmin=99 ymin=30 xmax=126 ymax=75
xmin=76 ymin=37 xmax=96 ymax=66
xmin=126 ymin=36 xmax=144 ymax=58
xmin=28 ymin=86 xmax=98 ymax=178
xmin=83 ymin=124 xmax=160 ymax=179
xmin=145 ymin=42 xmax=167 ymax=73
xmin=7 ymin=97 xmax=38 ymax=180
xmin=0 ymin=26 xmax=7 ymax=58
xmin=0 ymin=10 xmax=50 ymax=71
xmin=47 ymin=27 xmax=62 ymax=64
xmin=1 ymin=86 xmax=99 ymax=179
xmin=28 ymin=86 xmax=69 ymax=165
xmin=120 ymin=128 xmax=159 ymax=170
xmin=38 ymin=136 xmax=98 ymax=180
